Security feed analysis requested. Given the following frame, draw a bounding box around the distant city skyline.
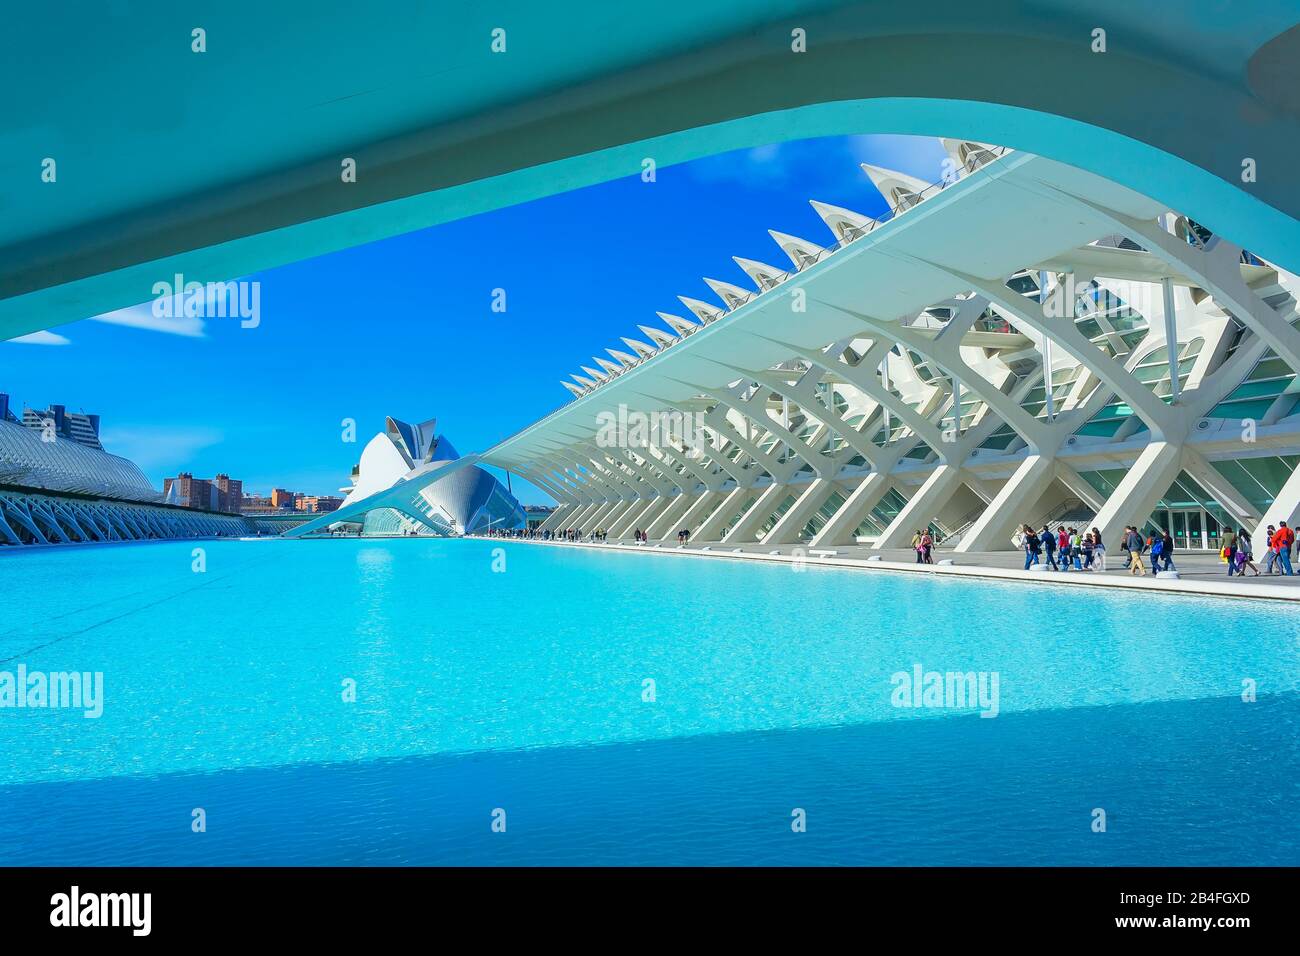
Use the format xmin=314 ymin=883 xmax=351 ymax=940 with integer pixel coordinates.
xmin=1 ymin=134 xmax=946 ymax=505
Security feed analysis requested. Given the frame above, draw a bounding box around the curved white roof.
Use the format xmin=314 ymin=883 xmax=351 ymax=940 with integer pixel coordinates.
xmin=0 ymin=419 xmax=158 ymax=501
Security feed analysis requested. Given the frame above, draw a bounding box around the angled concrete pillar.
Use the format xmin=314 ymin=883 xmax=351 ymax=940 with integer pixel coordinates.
xmin=610 ymin=496 xmax=659 ymax=537
xmin=580 ymin=500 xmax=622 ymax=530
xmin=624 ymin=494 xmax=673 ymax=537
xmin=562 ymin=501 xmax=603 ymax=529
xmin=808 ymin=472 xmax=893 ymax=548
xmin=1088 ymin=441 xmax=1184 ymax=546
xmin=721 ymin=482 xmax=789 ymax=544
xmin=594 ymin=499 xmax=636 ymax=532
xmin=1053 ymin=459 xmax=1107 ymax=513
xmin=1253 ymin=456 xmax=1300 ymax=544
xmin=692 ymin=487 xmax=756 ymax=542
xmin=955 ymin=455 xmax=1057 ymax=552
xmin=762 ymin=478 xmax=837 ymax=545
xmin=647 ymin=491 xmax=702 ymax=540
xmin=874 ymin=465 xmax=965 ymax=549
xmin=1180 ymin=446 xmax=1260 ymax=530
xmin=538 ymin=503 xmax=577 ymax=532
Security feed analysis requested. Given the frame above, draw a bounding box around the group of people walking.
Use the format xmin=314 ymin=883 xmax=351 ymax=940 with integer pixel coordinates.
xmin=1015 ymin=524 xmax=1110 ymax=572
xmin=1258 ymin=521 xmax=1296 ymax=574
xmin=482 ymin=515 xmax=1300 ymax=583
xmin=1228 ymin=519 xmax=1297 ymax=576
xmin=1012 ymin=518 xmax=1298 ymax=578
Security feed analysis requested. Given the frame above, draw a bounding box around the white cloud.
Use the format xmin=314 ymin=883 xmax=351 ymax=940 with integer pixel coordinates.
xmin=90 ymin=302 xmax=206 ymax=337
xmin=7 ymin=330 xmax=71 ymax=345
xmin=97 ymin=425 xmax=223 ymax=474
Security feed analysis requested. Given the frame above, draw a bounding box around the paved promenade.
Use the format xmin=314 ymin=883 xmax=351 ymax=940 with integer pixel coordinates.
xmin=481 ymin=534 xmax=1300 ymax=602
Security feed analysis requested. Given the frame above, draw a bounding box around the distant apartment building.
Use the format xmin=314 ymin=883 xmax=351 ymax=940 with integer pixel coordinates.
xmin=0 ymin=394 xmax=105 ymax=451
xmin=163 ymin=472 xmax=243 ymax=512
xmin=295 ymin=495 xmax=342 ymax=514
xmin=214 ymin=474 xmax=242 ymax=513
xmin=241 ymin=493 xmax=275 ymax=512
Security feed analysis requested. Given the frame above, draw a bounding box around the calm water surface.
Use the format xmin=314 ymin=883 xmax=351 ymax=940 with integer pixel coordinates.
xmin=1 ymin=537 xmax=1295 ymax=864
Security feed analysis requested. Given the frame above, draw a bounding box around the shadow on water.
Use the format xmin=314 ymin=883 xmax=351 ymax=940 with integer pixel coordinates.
xmin=3 ymin=692 xmax=1296 ymax=866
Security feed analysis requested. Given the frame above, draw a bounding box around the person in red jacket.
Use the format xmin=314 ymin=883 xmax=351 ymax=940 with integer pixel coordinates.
xmin=1273 ymin=521 xmax=1295 ymax=575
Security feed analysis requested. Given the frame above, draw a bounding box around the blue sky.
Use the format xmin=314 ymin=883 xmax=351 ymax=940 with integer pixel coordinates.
xmin=2 ymin=134 xmax=946 ymax=505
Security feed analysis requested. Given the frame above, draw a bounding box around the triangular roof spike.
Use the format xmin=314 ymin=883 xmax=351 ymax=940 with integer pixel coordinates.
xmin=860 ymin=163 xmax=932 ymax=212
xmin=594 ymin=357 xmax=623 ymax=376
xmin=571 ymin=373 xmax=597 ymax=388
xmin=606 ymin=347 xmax=639 ymax=366
xmin=637 ymin=324 xmax=677 ymax=348
xmin=703 ymin=277 xmax=755 ymax=311
xmin=768 ymin=230 xmax=827 ymax=271
xmin=656 ymin=312 xmax=698 ymax=336
xmin=621 ymin=336 xmax=658 ymax=359
xmin=940 ymin=138 xmax=1004 ymax=174
xmin=678 ymin=295 xmax=726 ymax=324
xmin=809 ymin=199 xmax=873 ymax=243
xmin=580 ymin=365 xmax=607 ymax=382
xmin=732 ymin=256 xmax=788 ymax=291
xmin=562 ymin=381 xmax=585 ymax=397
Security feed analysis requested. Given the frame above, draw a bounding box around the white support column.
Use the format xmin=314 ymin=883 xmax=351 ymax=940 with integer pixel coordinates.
xmin=721 ymin=483 xmax=789 ymax=545
xmin=558 ymin=501 xmax=600 ymax=530
xmin=809 ymin=472 xmax=893 ymax=548
xmin=610 ymin=496 xmax=660 ymax=538
xmin=625 ymin=494 xmax=674 ymax=537
xmin=959 ymin=471 xmax=1000 ymax=504
xmin=538 ymin=504 xmax=576 ymax=532
xmin=1253 ymin=459 xmax=1300 ymax=544
xmin=1088 ymin=442 xmax=1184 ymax=546
xmin=955 ymin=455 xmax=1057 ymax=552
xmin=594 ymin=499 xmax=636 ymax=532
xmin=693 ymin=487 xmax=756 ymax=542
xmin=874 ymin=465 xmax=965 ymax=549
xmin=1180 ymin=447 xmax=1259 ymax=529
xmin=1039 ymin=270 xmax=1055 ymax=422
xmin=647 ymin=491 xmax=703 ymax=540
xmin=1053 ymin=460 xmax=1107 ymax=513
xmin=580 ymin=500 xmax=622 ymax=530
xmin=762 ymin=478 xmax=837 ymax=545
xmin=1161 ymin=276 xmax=1181 ymax=403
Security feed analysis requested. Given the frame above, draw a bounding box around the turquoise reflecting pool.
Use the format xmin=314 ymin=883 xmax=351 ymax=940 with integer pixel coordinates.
xmin=1 ymin=537 xmax=1296 ymax=865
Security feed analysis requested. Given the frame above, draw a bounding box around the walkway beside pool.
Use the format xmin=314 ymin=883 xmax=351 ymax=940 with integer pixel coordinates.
xmin=478 ymin=535 xmax=1300 ymax=603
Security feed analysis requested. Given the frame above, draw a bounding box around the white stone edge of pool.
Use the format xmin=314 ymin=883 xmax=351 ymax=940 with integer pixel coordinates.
xmin=486 ymin=536 xmax=1300 ymax=604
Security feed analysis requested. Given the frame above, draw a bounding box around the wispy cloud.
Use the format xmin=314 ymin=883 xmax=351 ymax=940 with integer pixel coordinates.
xmin=97 ymin=425 xmax=223 ymax=474
xmin=90 ymin=302 xmax=206 ymax=338
xmin=7 ymin=330 xmax=71 ymax=346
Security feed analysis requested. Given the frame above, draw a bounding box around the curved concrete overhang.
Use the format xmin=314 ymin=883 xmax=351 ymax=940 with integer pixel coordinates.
xmin=3 ymin=1 xmax=1297 ymax=340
